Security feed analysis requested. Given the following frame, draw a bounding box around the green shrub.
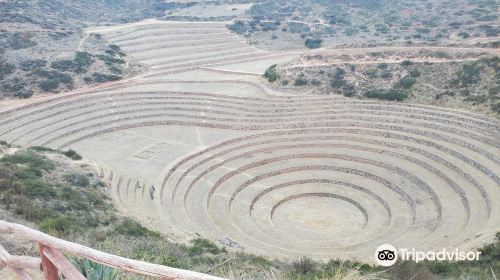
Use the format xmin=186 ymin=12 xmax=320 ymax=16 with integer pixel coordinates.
xmin=492 ymin=102 xmax=500 ymax=114
xmin=50 ymin=60 xmax=75 ymax=72
xmin=51 ymin=52 xmax=94 ymax=73
xmin=380 ymin=69 xmax=393 ymax=79
xmin=377 ymin=63 xmax=389 ymax=70
xmin=334 ymin=67 xmax=346 ymax=79
xmin=1 ymin=151 xmax=55 ymax=174
xmin=39 ymin=216 xmax=78 ymax=236
xmin=364 ymin=89 xmax=408 ymax=101
xmin=114 ymin=218 xmax=160 ymax=237
xmin=7 ymin=33 xmax=37 ymax=50
xmin=34 ymin=68 xmax=73 ymax=92
xmin=0 ymin=60 xmax=16 ymax=80
xmin=38 ymin=79 xmax=61 ymax=91
xmin=20 ymin=59 xmax=47 ymax=71
xmin=64 ymin=173 xmax=90 ymax=188
xmin=294 ymin=76 xmax=308 ymax=86
xmin=263 ymin=64 xmax=278 ymax=82
xmin=228 ymin=20 xmax=250 ymax=34
xmin=458 ymin=32 xmax=470 ymax=39
xmin=291 ymin=257 xmax=316 ymax=275
xmin=394 ymin=76 xmax=417 ymax=89
xmin=14 ymin=89 xmax=33 ymax=99
xmin=74 ymin=52 xmax=94 ymax=71
xmin=409 ymin=69 xmax=421 ymax=78
xmin=2 ymin=78 xmax=32 ymax=98
xmin=304 ymin=38 xmax=322 ymax=49
xmin=96 ymin=55 xmax=125 ymax=66
xmin=86 ymin=73 xmax=121 ymax=83
xmin=424 ymin=261 xmax=458 ymax=276
xmin=62 ymin=149 xmax=82 ymax=160
xmin=187 ymin=239 xmax=224 ymax=256
xmin=287 ymin=22 xmax=310 ymax=34
xmin=23 ymin=180 xmax=57 ymax=198
xmin=28 ymin=146 xmax=56 ymax=152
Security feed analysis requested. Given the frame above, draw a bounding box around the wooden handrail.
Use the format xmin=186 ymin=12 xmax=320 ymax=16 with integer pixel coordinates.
xmin=0 ymin=244 xmax=35 ymax=280
xmin=0 ymin=220 xmax=227 ymax=280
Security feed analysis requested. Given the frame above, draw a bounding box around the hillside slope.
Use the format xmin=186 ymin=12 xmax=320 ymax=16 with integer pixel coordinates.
xmin=0 ymin=0 xmax=171 ymax=99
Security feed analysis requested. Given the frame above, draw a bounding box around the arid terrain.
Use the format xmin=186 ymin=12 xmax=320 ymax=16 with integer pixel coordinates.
xmin=2 ymin=18 xmax=499 ymax=261
xmin=0 ymin=1 xmax=499 ymax=279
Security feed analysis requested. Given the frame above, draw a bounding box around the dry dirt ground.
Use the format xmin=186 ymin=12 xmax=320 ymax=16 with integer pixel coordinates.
xmin=0 ymin=19 xmax=499 ymax=264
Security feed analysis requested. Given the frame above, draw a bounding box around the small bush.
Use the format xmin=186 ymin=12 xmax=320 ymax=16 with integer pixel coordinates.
xmin=380 ymin=69 xmax=393 ymax=79
xmin=34 ymin=69 xmax=73 ymax=92
xmin=492 ymin=102 xmax=500 ymax=114
xmin=394 ymin=76 xmax=417 ymax=89
xmin=291 ymin=257 xmax=316 ymax=275
xmin=39 ymin=216 xmax=78 ymax=236
xmin=14 ymin=89 xmax=33 ymax=99
xmin=287 ymin=22 xmax=310 ymax=34
xmin=2 ymin=78 xmax=32 ymax=98
xmin=263 ymin=64 xmax=278 ymax=82
xmin=114 ymin=218 xmax=159 ymax=237
xmin=228 ymin=20 xmax=249 ymax=34
xmin=62 ymin=149 xmax=82 ymax=160
xmin=294 ymin=76 xmax=308 ymax=86
xmin=401 ymin=60 xmax=413 ymax=66
xmin=64 ymin=173 xmax=90 ymax=188
xmin=86 ymin=73 xmax=121 ymax=83
xmin=304 ymin=38 xmax=322 ymax=49
xmin=51 ymin=52 xmax=94 ymax=73
xmin=39 ymin=79 xmax=61 ymax=91
xmin=458 ymin=32 xmax=470 ymax=39
xmin=364 ymin=89 xmax=408 ymax=101
xmin=0 ymin=61 xmax=16 ymax=80
xmin=409 ymin=69 xmax=421 ymax=78
xmin=1 ymin=150 xmax=55 ymax=175
xmin=7 ymin=33 xmax=37 ymax=50
xmin=96 ymin=55 xmax=124 ymax=67
xmin=0 ymin=140 xmax=10 ymax=147
xmin=377 ymin=63 xmax=389 ymax=70
xmin=188 ymin=239 xmax=224 ymax=256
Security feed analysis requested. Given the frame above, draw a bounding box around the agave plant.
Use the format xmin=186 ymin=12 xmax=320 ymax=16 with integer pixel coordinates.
xmin=69 ymin=258 xmax=119 ymax=280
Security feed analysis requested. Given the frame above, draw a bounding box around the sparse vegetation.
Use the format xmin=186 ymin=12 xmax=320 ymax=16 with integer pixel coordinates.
xmin=229 ymin=0 xmax=499 ymax=50
xmin=0 ymin=60 xmax=15 ymax=80
xmin=265 ymin=56 xmax=500 ymax=117
xmin=394 ymin=76 xmax=417 ymax=89
xmin=0 ymin=149 xmax=112 ymax=237
xmin=51 ymin=52 xmax=94 ymax=73
xmin=6 ymin=32 xmax=37 ymax=50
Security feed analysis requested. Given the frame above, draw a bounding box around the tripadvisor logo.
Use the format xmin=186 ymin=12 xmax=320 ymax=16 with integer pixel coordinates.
xmin=375 ymin=244 xmax=397 ymax=267
xmin=375 ymin=244 xmax=481 ymax=267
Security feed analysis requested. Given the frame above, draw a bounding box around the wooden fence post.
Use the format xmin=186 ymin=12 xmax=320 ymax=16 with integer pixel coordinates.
xmin=38 ymin=244 xmax=58 ymax=280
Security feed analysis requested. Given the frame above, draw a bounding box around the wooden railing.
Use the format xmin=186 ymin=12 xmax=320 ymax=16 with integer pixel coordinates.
xmin=0 ymin=220 xmax=227 ymax=280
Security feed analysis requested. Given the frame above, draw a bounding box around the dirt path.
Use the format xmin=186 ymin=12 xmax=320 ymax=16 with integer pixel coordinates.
xmin=77 ymin=31 xmax=90 ymax=51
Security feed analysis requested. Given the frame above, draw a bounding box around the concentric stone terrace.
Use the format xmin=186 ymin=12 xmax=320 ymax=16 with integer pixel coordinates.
xmin=1 ymin=20 xmax=499 ymax=262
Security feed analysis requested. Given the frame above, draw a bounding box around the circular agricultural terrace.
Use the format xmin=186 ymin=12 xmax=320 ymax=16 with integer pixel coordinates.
xmin=1 ymin=20 xmax=499 ymax=262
